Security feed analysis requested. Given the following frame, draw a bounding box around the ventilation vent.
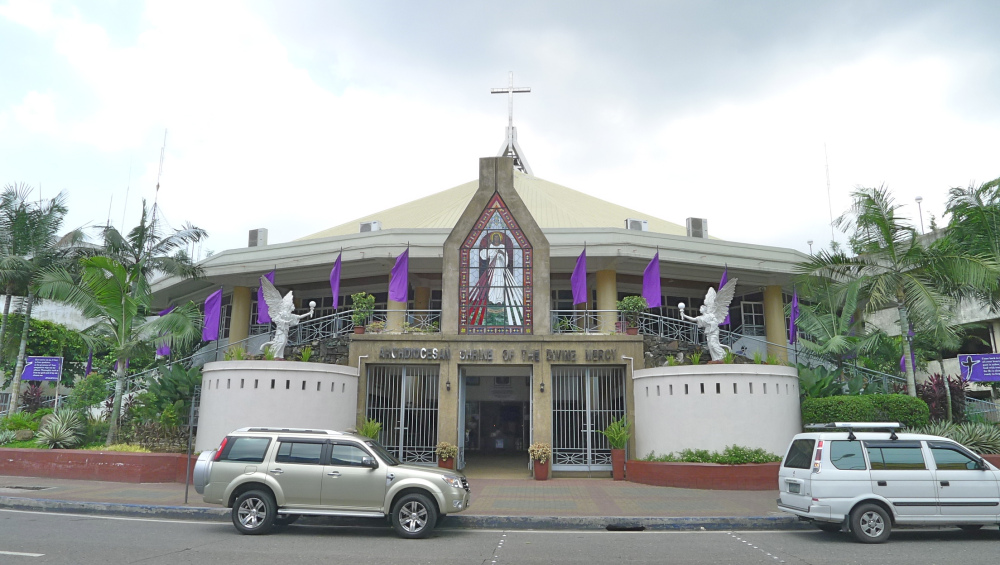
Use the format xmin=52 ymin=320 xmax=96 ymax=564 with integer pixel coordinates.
xmin=248 ymin=228 xmax=268 ymax=247
xmin=686 ymin=218 xmax=708 ymax=239
xmin=360 ymin=221 xmax=382 ymax=233
xmin=625 ymin=218 xmax=649 ymax=231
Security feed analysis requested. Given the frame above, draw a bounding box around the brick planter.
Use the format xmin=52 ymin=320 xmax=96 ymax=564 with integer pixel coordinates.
xmin=626 ymin=460 xmax=779 ymax=490
xmin=983 ymin=454 xmax=1000 ymax=468
xmin=0 ymin=448 xmax=197 ymax=483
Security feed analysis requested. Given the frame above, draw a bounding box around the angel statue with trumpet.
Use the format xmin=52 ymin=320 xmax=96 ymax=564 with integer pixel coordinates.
xmin=678 ymin=278 xmax=738 ymax=362
xmin=259 ymin=275 xmax=315 ymax=359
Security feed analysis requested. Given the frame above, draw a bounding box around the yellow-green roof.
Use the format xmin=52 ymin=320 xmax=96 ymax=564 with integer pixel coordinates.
xmin=299 ymin=172 xmax=686 ymax=240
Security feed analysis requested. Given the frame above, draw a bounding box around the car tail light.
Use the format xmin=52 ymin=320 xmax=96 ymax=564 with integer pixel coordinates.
xmin=214 ymin=437 xmax=229 ymax=461
xmin=812 ymin=439 xmax=823 ymax=474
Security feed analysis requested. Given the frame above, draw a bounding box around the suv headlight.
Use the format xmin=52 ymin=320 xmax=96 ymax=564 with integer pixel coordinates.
xmin=441 ymin=475 xmax=463 ymax=489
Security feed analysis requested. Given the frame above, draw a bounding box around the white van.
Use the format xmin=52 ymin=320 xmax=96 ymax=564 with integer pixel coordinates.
xmin=777 ymin=422 xmax=1000 ymax=543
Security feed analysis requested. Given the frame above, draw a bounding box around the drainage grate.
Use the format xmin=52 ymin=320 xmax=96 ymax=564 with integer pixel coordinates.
xmin=606 ymin=524 xmax=646 ymax=532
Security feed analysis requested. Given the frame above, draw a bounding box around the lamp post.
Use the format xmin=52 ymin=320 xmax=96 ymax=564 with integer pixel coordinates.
xmin=915 ymin=196 xmax=925 ymax=234
xmin=807 ymin=240 xmax=813 ymax=255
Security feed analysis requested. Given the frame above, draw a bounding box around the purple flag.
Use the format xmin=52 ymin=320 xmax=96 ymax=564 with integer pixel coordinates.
xmin=113 ymin=359 xmax=129 ymax=372
xmin=256 ymin=270 xmax=276 ymax=324
xmin=789 ymin=290 xmax=799 ymax=344
xmin=718 ymin=268 xmax=731 ymax=325
xmin=389 ymin=248 xmax=409 ymax=303
xmin=571 ymin=249 xmax=587 ymax=305
xmin=330 ymin=254 xmax=342 ymax=309
xmin=642 ymin=253 xmax=661 ymax=308
xmin=202 ymin=288 xmax=223 ymax=341
xmin=156 ymin=306 xmax=175 ymax=356
xmin=85 ymin=348 xmax=93 ymax=375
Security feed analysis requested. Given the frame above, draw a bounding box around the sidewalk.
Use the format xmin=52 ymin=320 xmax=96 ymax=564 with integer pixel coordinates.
xmin=0 ymin=474 xmax=800 ymax=531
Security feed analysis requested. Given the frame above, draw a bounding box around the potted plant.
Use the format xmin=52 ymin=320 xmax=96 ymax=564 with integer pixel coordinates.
xmin=616 ymin=295 xmax=647 ymax=335
xmin=351 ymin=292 xmax=375 ymax=334
xmin=436 ymin=441 xmax=459 ymax=469
xmin=599 ymin=416 xmax=632 ymax=480
xmin=528 ymin=442 xmax=552 ymax=480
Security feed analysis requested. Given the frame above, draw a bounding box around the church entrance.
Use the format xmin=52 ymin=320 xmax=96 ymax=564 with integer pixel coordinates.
xmin=458 ymin=366 xmax=532 ymax=477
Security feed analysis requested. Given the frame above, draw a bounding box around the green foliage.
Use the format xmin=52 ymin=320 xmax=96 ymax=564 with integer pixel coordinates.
xmin=435 ymin=441 xmax=458 ymax=460
xmin=262 ymin=347 xmax=276 ymax=361
xmin=145 ymin=364 xmax=201 ymax=423
xmin=689 ymin=351 xmax=702 ymax=365
xmin=67 ymin=373 xmax=112 ymax=412
xmin=351 ymin=292 xmax=375 ymax=326
xmin=119 ymin=420 xmax=189 ymax=452
xmin=90 ymin=443 xmax=151 ymax=453
xmin=801 ymin=394 xmax=930 ymax=429
xmin=665 ymin=355 xmax=680 ymax=367
xmin=797 ymin=365 xmax=844 ymax=398
xmin=1 ymin=411 xmax=38 ymax=431
xmin=722 ymin=350 xmax=736 ymax=364
xmin=224 ymin=346 xmax=247 ymax=361
xmin=752 ymin=351 xmax=763 ymax=364
xmin=915 ymin=374 xmax=967 ymax=422
xmin=912 ymin=421 xmax=1000 ymax=454
xmin=357 ymin=418 xmax=383 ymax=439
xmin=766 ymin=353 xmax=782 ymax=366
xmin=299 ymin=346 xmax=313 ymax=362
xmin=81 ymin=416 xmax=110 ymax=445
xmin=0 ymin=430 xmax=15 ymax=444
xmin=598 ymin=416 xmax=632 ymax=449
xmin=35 ymin=411 xmax=83 ymax=449
xmin=616 ymin=295 xmax=648 ymax=327
xmin=641 ymin=445 xmax=781 ymax=464
xmin=0 ymin=315 xmax=88 ymax=386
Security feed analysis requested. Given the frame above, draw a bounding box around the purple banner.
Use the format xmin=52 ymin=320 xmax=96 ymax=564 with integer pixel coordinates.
xmin=718 ymin=268 xmax=730 ymax=325
xmin=202 ymin=288 xmax=223 ymax=341
xmin=21 ymin=356 xmax=63 ymax=382
xmin=330 ymin=254 xmax=342 ymax=309
xmin=389 ymin=248 xmax=409 ymax=303
xmin=789 ymin=290 xmax=799 ymax=344
xmin=257 ymin=270 xmax=276 ymax=324
xmin=571 ymin=249 xmax=587 ymax=305
xmin=85 ymin=348 xmax=93 ymax=375
xmin=959 ymin=353 xmax=1000 ymax=382
xmin=642 ymin=253 xmax=661 ymax=308
xmin=156 ymin=306 xmax=175 ymax=356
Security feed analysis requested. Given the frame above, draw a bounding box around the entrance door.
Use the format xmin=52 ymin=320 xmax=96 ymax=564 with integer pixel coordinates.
xmin=457 ymin=370 xmax=466 ymax=470
xmin=551 ymin=366 xmax=626 ymax=471
xmin=365 ymin=365 xmax=439 ymax=464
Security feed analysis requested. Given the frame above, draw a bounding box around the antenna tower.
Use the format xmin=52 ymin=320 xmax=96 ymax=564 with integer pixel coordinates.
xmin=149 ymin=130 xmax=167 ymax=250
xmin=824 ymin=143 xmax=835 ymax=244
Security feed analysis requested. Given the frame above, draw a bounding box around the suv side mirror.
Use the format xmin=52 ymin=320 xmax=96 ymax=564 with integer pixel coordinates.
xmin=976 ymin=458 xmax=988 ymax=471
xmin=362 ymin=456 xmax=379 ymax=469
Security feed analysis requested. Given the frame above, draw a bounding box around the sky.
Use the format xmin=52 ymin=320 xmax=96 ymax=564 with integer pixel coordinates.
xmin=1 ymin=0 xmax=998 ymax=257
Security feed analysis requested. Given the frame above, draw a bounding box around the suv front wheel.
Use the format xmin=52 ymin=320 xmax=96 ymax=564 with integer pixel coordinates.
xmin=391 ymin=493 xmax=438 ymax=539
xmin=233 ymin=490 xmax=277 ymax=535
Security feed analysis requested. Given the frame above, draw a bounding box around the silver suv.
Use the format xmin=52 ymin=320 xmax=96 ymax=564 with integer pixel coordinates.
xmin=193 ymin=427 xmax=471 ymax=539
xmin=777 ymin=422 xmax=1000 ymax=543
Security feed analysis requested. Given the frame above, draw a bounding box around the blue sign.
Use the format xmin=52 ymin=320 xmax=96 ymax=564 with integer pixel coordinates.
xmin=21 ymin=356 xmax=63 ymax=382
xmin=959 ymin=353 xmax=1000 ymax=382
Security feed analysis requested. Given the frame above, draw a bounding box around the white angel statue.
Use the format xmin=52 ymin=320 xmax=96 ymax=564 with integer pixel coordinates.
xmin=259 ymin=276 xmax=315 ymax=359
xmin=679 ymin=278 xmax=738 ymax=362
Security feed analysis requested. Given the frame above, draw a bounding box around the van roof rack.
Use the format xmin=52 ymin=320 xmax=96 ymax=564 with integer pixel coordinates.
xmin=805 ymin=422 xmax=901 ymax=441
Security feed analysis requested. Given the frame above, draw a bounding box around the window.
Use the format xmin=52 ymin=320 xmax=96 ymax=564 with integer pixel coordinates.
xmin=866 ymin=443 xmax=926 ymax=470
xmin=741 ymin=302 xmax=765 ymax=336
xmin=330 ymin=443 xmax=372 ymax=466
xmin=220 ymin=437 xmax=271 ymax=463
xmin=783 ymin=439 xmax=815 ymax=469
xmin=830 ymin=441 xmax=867 ymax=470
xmin=931 ymin=446 xmax=981 ymax=470
xmin=274 ymin=441 xmax=323 ymax=465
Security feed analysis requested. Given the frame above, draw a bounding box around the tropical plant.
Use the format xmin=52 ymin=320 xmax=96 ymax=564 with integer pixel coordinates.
xmin=37 ymin=256 xmax=202 ymax=444
xmin=0 ymin=315 xmax=88 ymax=387
xmin=766 ymin=353 xmax=782 ymax=366
xmin=689 ymin=351 xmax=702 ymax=365
xmin=351 ymin=292 xmax=375 ymax=326
xmin=93 ymin=443 xmax=152 ymax=453
xmin=641 ymin=445 xmax=781 ymax=464
xmin=796 ymin=186 xmax=1000 ymax=397
xmin=598 ymin=416 xmax=632 ymax=449
xmin=797 ymin=365 xmax=845 ymax=399
xmin=145 ymin=364 xmax=202 ymax=424
xmin=299 ymin=346 xmax=313 ymax=362
xmin=722 ymin=350 xmax=736 ymax=364
xmin=35 ymin=410 xmax=83 ymax=449
xmin=224 ymin=346 xmax=247 ymax=361
xmin=915 ymin=374 xmax=967 ymax=423
xmin=616 ymin=295 xmax=647 ymax=328
xmin=0 ymin=411 xmax=37 ymax=431
xmin=0 ymin=429 xmax=15 ymax=444
xmin=435 ymin=441 xmax=458 ymax=460
xmin=67 ymin=373 xmax=112 ymax=413
xmin=939 ymin=176 xmax=1000 ymax=308
xmin=357 ymin=418 xmax=382 ymax=439
xmin=20 ymin=382 xmax=44 ymax=412
xmin=752 ymin=351 xmax=764 ymax=364
xmin=365 ymin=321 xmax=386 ymax=333
xmin=528 ymin=442 xmax=551 ymax=463
xmin=665 ymin=355 xmax=680 ymax=367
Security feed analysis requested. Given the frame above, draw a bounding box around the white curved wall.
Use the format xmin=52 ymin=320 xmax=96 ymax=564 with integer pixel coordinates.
xmin=196 ymin=361 xmax=359 ymax=452
xmin=633 ymin=365 xmax=801 ymax=458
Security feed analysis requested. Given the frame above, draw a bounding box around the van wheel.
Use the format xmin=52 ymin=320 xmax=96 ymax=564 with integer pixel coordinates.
xmin=391 ymin=493 xmax=438 ymax=539
xmin=232 ymin=490 xmax=277 ymax=535
xmin=849 ymin=504 xmax=891 ymax=543
xmin=814 ymin=522 xmax=842 ymax=533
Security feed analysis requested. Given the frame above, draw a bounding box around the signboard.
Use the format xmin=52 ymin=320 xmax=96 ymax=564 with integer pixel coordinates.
xmin=21 ymin=356 xmax=64 ymax=382
xmin=958 ymin=353 xmax=1000 ymax=382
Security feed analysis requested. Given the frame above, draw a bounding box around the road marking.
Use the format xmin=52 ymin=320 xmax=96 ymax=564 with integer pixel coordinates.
xmin=0 ymin=550 xmax=44 ymax=557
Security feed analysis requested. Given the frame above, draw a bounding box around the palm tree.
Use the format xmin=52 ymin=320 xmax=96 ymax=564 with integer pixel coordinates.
xmin=0 ymin=184 xmax=80 ymax=413
xmin=797 ymin=186 xmax=1000 ymax=397
xmin=792 ymin=278 xmax=877 ymax=371
xmin=97 ymin=200 xmax=207 ymax=281
xmin=37 ymin=256 xmax=202 ymax=444
xmin=939 ymin=176 xmax=1000 ymax=310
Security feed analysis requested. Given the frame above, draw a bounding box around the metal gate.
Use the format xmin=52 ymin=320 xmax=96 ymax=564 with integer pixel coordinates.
xmin=365 ymin=365 xmax=439 ymax=464
xmin=551 ymin=366 xmax=626 ymax=471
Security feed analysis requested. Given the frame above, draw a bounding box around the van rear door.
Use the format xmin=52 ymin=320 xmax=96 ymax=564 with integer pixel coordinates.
xmin=779 ymin=438 xmax=815 ymax=510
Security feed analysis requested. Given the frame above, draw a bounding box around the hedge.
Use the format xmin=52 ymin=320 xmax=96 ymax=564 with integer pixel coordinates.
xmin=801 ymin=394 xmax=930 ymax=429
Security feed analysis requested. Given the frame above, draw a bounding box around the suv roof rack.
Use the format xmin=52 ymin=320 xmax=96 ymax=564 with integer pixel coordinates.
xmin=805 ymin=422 xmax=901 ymax=441
xmin=237 ymin=427 xmax=340 ymax=435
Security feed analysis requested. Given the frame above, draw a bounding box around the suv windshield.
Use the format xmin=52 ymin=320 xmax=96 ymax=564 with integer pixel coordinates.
xmin=364 ymin=439 xmax=401 ymax=466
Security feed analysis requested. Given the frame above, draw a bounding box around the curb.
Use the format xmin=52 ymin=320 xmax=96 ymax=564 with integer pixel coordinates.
xmin=0 ymin=496 xmax=807 ymax=531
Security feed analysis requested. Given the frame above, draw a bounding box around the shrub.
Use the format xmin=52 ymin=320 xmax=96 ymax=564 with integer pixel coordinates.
xmin=35 ymin=411 xmax=83 ymax=449
xmin=915 ymin=374 xmax=967 ymax=422
xmin=0 ymin=430 xmax=15 ymax=444
xmin=93 ymin=444 xmax=152 ymax=453
xmin=689 ymin=351 xmax=703 ymax=365
xmin=528 ymin=442 xmax=552 ymax=463
xmin=801 ymin=394 xmax=929 ymax=429
xmin=1 ymin=412 xmax=38 ymax=432
xmin=82 ymin=416 xmax=110 ymax=445
xmin=299 ymin=346 xmax=313 ymax=362
xmin=119 ymin=420 xmax=188 ymax=452
xmin=67 ymin=373 xmax=112 ymax=413
xmin=641 ymin=445 xmax=781 ymax=464
xmin=357 ymin=418 xmax=383 ymax=439
xmin=913 ymin=422 xmax=1000 ymax=454
xmin=599 ymin=416 xmax=632 ymax=449
xmin=435 ymin=441 xmax=458 ymax=460
xmin=224 ymin=346 xmax=247 ymax=361
xmin=21 ymin=383 xmax=44 ymax=412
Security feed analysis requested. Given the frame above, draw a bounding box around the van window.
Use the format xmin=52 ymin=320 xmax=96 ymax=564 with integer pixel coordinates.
xmin=220 ymin=437 xmax=271 ymax=463
xmin=275 ymin=441 xmax=323 ymax=465
xmin=783 ymin=439 xmax=815 ymax=469
xmin=931 ymin=447 xmax=981 ymax=470
xmin=830 ymin=441 xmax=867 ymax=470
xmin=867 ymin=446 xmax=926 ymax=470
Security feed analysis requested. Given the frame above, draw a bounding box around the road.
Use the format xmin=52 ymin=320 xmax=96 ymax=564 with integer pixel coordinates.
xmin=1 ymin=509 xmax=999 ymax=564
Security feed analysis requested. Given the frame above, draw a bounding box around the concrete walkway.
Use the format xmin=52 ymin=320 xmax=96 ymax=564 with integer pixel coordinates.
xmin=0 ymin=474 xmax=798 ymax=531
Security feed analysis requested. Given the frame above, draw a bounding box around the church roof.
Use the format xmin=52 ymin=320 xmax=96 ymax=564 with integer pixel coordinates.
xmin=298 ymin=172 xmax=687 ymax=240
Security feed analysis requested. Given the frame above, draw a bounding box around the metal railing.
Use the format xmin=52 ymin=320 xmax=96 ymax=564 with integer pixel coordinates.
xmin=967 ymin=397 xmax=1000 ymax=422
xmin=551 ymin=310 xmax=624 ymax=333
